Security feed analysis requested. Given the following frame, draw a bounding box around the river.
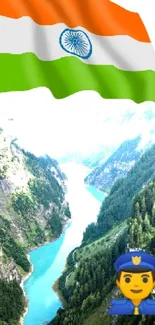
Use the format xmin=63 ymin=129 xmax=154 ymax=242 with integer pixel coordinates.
xmin=23 ymin=162 xmax=106 ymax=325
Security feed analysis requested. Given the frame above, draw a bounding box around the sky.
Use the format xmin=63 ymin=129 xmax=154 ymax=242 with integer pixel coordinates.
xmin=0 ymin=89 xmax=155 ymax=160
xmin=0 ymin=1 xmax=155 ymax=160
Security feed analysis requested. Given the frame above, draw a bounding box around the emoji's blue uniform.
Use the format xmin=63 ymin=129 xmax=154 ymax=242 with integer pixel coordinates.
xmin=109 ymin=298 xmax=155 ymax=315
xmin=108 ymin=251 xmax=155 ymax=315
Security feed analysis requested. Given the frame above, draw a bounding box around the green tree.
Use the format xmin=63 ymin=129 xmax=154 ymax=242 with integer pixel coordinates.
xmin=64 ymin=205 xmax=71 ymax=218
xmin=133 ymin=218 xmax=139 ymax=247
xmin=149 ymin=236 xmax=155 ymax=256
xmin=0 ymin=165 xmax=7 ymax=180
xmin=143 ymin=213 xmax=151 ymax=232
xmin=141 ymin=196 xmax=146 ymax=219
xmin=137 ymin=224 xmax=143 ymax=248
xmin=49 ymin=211 xmax=62 ymax=237
xmin=0 ymin=280 xmax=25 ymax=324
xmin=151 ymin=203 xmax=155 ymax=226
xmin=12 ymin=191 xmax=37 ymax=216
xmin=129 ymin=223 xmax=134 ymax=247
xmin=135 ymin=202 xmax=140 ymax=220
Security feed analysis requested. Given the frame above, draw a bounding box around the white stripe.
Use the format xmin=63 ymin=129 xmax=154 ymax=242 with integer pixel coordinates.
xmin=0 ymin=16 xmax=155 ymax=71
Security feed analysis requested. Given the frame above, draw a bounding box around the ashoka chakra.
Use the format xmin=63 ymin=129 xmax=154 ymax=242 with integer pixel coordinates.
xmin=59 ymin=28 xmax=92 ymax=59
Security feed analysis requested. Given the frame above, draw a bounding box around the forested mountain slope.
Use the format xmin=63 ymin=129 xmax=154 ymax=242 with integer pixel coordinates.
xmin=0 ymin=128 xmax=71 ymax=325
xmin=58 ymin=145 xmax=116 ymax=169
xmin=81 ymin=178 xmax=155 ymax=325
xmin=49 ymin=222 xmax=127 ymax=325
xmin=83 ymin=144 xmax=155 ymax=244
xmin=84 ymin=137 xmax=142 ymax=193
xmin=49 ymin=168 xmax=155 ymax=325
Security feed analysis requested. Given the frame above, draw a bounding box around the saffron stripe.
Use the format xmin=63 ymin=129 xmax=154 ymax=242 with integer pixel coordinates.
xmin=0 ymin=0 xmax=150 ymax=41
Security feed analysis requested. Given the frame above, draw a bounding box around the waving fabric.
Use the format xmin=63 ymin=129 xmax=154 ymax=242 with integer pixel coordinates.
xmin=0 ymin=0 xmax=155 ymax=103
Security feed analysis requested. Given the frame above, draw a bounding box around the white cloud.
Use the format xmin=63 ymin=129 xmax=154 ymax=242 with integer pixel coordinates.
xmin=0 ymin=88 xmax=155 ymax=159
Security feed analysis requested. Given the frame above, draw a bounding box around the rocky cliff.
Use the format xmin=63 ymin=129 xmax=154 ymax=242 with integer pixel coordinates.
xmin=0 ymin=251 xmax=22 ymax=283
xmin=85 ymin=137 xmax=142 ymax=193
xmin=0 ymin=128 xmax=71 ymax=284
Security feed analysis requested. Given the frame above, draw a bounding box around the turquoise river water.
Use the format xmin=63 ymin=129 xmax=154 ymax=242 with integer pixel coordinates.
xmin=24 ymin=163 xmax=105 ymax=325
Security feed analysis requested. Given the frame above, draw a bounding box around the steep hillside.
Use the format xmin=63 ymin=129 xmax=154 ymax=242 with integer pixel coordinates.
xmin=128 ymin=177 xmax=155 ymax=251
xmin=83 ymin=144 xmax=155 ymax=244
xmin=49 ymin=222 xmax=128 ymax=325
xmin=81 ymin=178 xmax=155 ymax=325
xmin=0 ymin=279 xmax=25 ymax=325
xmin=85 ymin=137 xmax=142 ymax=193
xmin=0 ymin=128 xmax=71 ymax=325
xmin=58 ymin=104 xmax=155 ymax=170
xmin=49 ymin=170 xmax=155 ymax=325
xmin=81 ymin=147 xmax=114 ymax=169
xmin=0 ymin=131 xmax=70 ymax=251
xmin=58 ymin=145 xmax=116 ymax=169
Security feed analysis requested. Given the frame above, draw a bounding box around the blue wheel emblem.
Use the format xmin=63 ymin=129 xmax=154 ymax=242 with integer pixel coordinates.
xmin=59 ymin=29 xmax=92 ymax=59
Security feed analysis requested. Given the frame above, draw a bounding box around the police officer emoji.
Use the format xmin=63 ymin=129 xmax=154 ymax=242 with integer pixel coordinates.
xmin=108 ymin=251 xmax=155 ymax=315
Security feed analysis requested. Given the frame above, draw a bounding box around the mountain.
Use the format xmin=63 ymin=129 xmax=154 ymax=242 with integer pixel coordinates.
xmin=58 ymin=145 xmax=116 ymax=169
xmin=0 ymin=128 xmax=71 ymax=325
xmin=81 ymin=145 xmax=116 ymax=169
xmin=49 ymin=222 xmax=127 ymax=325
xmin=80 ymin=178 xmax=155 ymax=325
xmin=49 ymin=146 xmax=155 ymax=325
xmin=83 ymin=144 xmax=155 ymax=244
xmin=85 ymin=136 xmax=142 ymax=193
xmin=57 ymin=105 xmax=155 ymax=170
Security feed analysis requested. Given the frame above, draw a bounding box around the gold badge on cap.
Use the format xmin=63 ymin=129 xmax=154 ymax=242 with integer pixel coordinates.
xmin=132 ymin=256 xmax=141 ymax=265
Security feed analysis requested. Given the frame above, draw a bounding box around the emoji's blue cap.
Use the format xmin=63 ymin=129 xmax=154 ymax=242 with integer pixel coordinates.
xmin=115 ymin=251 xmax=155 ymax=272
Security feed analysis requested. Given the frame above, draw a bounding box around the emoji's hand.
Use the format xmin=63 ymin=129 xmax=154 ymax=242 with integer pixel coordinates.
xmin=109 ymin=0 xmax=155 ymax=50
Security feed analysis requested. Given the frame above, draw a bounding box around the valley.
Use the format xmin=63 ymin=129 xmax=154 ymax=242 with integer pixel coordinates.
xmin=2 ymin=104 xmax=155 ymax=325
xmin=50 ymin=145 xmax=155 ymax=325
xmin=23 ymin=163 xmax=104 ymax=325
xmin=0 ymin=129 xmax=71 ymax=325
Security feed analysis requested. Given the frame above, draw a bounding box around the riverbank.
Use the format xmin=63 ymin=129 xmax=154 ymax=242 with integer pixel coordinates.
xmin=52 ymin=249 xmax=75 ymax=309
xmin=19 ymin=218 xmax=71 ymax=325
xmin=19 ymin=255 xmax=33 ymax=325
xmin=21 ymin=164 xmax=102 ymax=325
xmin=28 ymin=216 xmax=71 ymax=253
xmin=53 ymin=279 xmax=67 ymax=308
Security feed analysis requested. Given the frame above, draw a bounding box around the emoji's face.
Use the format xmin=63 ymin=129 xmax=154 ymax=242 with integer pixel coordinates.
xmin=116 ymin=271 xmax=155 ymax=300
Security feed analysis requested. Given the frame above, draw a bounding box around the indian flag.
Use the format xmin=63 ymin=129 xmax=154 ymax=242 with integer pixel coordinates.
xmin=0 ymin=0 xmax=155 ymax=103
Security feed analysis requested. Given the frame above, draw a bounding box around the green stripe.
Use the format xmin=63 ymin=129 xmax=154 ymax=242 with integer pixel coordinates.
xmin=0 ymin=53 xmax=155 ymax=103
